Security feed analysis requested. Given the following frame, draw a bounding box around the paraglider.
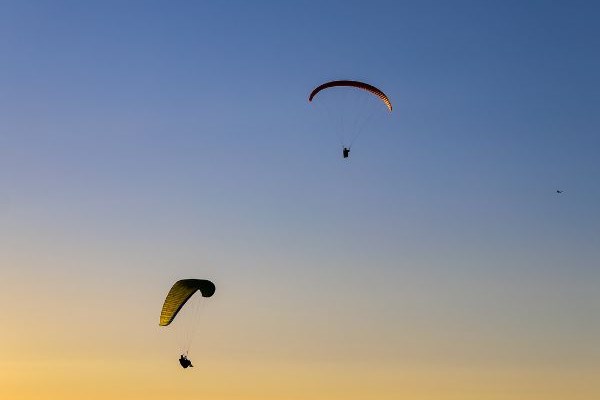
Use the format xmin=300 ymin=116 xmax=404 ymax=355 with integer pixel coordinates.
xmin=309 ymin=80 xmax=392 ymax=158
xmin=179 ymin=354 xmax=193 ymax=368
xmin=308 ymin=80 xmax=393 ymax=111
xmin=159 ymin=279 xmax=215 ymax=369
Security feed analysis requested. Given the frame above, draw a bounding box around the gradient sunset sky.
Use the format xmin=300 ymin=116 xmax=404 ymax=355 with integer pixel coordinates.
xmin=1 ymin=1 xmax=599 ymax=399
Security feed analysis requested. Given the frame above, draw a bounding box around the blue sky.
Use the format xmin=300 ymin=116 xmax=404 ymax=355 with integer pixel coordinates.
xmin=2 ymin=0 xmax=598 ymax=269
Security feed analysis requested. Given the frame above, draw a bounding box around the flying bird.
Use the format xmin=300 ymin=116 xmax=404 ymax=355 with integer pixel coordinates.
xmin=556 ymin=190 xmax=563 ymax=194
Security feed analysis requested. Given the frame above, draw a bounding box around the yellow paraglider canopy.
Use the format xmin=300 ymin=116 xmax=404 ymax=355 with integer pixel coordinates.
xmin=159 ymin=279 xmax=215 ymax=326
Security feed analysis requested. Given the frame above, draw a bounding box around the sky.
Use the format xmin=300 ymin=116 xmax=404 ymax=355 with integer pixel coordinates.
xmin=1 ymin=1 xmax=599 ymax=399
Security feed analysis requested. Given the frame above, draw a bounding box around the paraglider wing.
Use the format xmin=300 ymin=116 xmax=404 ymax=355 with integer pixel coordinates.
xmin=159 ymin=279 xmax=215 ymax=326
xmin=308 ymin=80 xmax=393 ymax=112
